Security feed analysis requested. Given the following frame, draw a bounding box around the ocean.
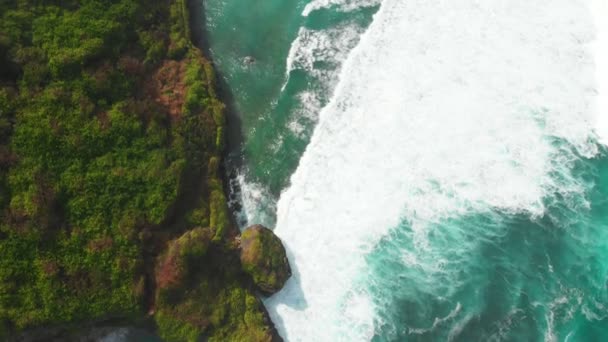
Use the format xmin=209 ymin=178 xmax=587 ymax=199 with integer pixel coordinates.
xmin=203 ymin=0 xmax=608 ymax=341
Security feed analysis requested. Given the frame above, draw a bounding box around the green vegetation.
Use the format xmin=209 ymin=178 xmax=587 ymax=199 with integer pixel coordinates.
xmin=0 ymin=1 xmax=275 ymax=340
xmin=240 ymin=225 xmax=291 ymax=295
xmin=154 ymin=228 xmax=273 ymax=341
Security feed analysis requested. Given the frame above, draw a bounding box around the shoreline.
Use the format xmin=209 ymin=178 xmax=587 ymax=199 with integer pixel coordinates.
xmin=2 ymin=0 xmax=285 ymax=340
xmin=187 ymin=0 xmax=246 ymax=168
xmin=186 ymin=0 xmax=283 ymax=340
xmin=186 ymin=0 xmax=249 ymax=228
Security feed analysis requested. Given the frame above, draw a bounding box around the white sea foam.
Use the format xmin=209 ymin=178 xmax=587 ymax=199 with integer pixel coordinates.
xmin=286 ymin=26 xmax=360 ymax=75
xmin=238 ymin=23 xmax=368 ymax=231
xmin=267 ymin=0 xmax=599 ymax=341
xmin=590 ymin=0 xmax=608 ymax=144
xmin=234 ymin=172 xmax=276 ymax=228
xmin=283 ymin=24 xmax=366 ymax=137
xmin=287 ymin=91 xmax=323 ymax=137
xmin=98 ymin=328 xmax=129 ymax=342
xmin=409 ymin=303 xmax=462 ymax=335
xmin=284 ymin=24 xmax=365 ymax=89
xmin=303 ymin=0 xmax=381 ymax=17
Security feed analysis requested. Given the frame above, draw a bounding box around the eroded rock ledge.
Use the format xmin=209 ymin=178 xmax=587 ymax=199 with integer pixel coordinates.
xmin=153 ymin=224 xmax=290 ymax=341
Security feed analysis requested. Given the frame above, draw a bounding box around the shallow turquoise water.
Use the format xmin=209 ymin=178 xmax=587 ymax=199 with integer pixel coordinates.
xmin=202 ymin=1 xmax=608 ymax=340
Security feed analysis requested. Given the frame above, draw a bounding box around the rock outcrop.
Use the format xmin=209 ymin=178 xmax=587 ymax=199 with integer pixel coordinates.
xmin=154 ymin=227 xmax=278 ymax=341
xmin=240 ymin=225 xmax=291 ymax=295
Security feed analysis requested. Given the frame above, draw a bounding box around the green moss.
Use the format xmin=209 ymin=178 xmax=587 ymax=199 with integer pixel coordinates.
xmin=156 ymin=281 xmax=272 ymax=342
xmin=203 ymin=62 xmax=216 ymax=92
xmin=216 ymin=127 xmax=224 ymax=150
xmin=206 ymin=157 xmax=229 ymax=241
xmin=180 ymin=55 xmax=223 ymax=171
xmin=176 ymin=228 xmax=212 ymax=260
xmin=156 ymin=228 xmax=213 ymax=294
xmin=168 ymin=0 xmax=192 ymax=59
xmin=186 ymin=207 xmax=209 ymax=228
xmin=241 ymin=225 xmax=291 ymax=295
xmin=208 ymin=156 xmax=220 ymax=178
xmin=156 ymin=310 xmax=200 ymax=342
xmin=209 ymin=189 xmax=229 ymax=241
xmin=207 ymin=287 xmax=271 ymax=342
xmin=138 ymin=30 xmax=167 ymax=65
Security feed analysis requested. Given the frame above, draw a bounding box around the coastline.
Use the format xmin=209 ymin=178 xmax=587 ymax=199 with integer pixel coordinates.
xmin=187 ymin=0 xmax=246 ymax=168
xmin=186 ymin=0 xmax=250 ymax=228
xmin=0 ymin=1 xmax=286 ymax=341
xmin=186 ymin=1 xmax=284 ymax=339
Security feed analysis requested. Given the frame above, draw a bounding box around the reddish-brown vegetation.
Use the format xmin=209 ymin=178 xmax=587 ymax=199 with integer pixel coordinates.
xmin=87 ymin=237 xmax=114 ymax=253
xmin=156 ymin=252 xmax=184 ymax=290
xmin=147 ymin=60 xmax=188 ymax=120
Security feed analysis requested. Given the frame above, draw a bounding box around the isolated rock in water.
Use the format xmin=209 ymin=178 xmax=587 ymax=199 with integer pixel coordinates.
xmin=240 ymin=225 xmax=291 ymax=295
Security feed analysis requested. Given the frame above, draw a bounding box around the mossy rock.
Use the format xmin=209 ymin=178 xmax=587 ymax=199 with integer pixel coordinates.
xmin=240 ymin=225 xmax=291 ymax=295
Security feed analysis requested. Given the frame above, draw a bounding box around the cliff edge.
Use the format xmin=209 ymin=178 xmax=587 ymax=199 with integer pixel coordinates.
xmin=0 ymin=0 xmax=288 ymax=341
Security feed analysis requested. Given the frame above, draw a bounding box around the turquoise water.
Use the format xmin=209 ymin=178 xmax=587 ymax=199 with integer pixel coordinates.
xmin=203 ymin=0 xmax=608 ymax=341
xmin=368 ymin=152 xmax=608 ymax=341
xmin=203 ymin=0 xmax=378 ymax=225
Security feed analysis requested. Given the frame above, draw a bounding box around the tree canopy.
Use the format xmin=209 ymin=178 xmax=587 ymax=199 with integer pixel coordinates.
xmin=0 ymin=1 xmax=243 ymax=339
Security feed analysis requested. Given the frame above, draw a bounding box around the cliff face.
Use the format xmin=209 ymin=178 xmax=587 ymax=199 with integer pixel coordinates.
xmin=0 ymin=1 xmax=285 ymax=341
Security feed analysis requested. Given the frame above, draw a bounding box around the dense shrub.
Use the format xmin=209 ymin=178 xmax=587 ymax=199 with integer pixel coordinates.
xmin=0 ymin=0 xmax=243 ymax=339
